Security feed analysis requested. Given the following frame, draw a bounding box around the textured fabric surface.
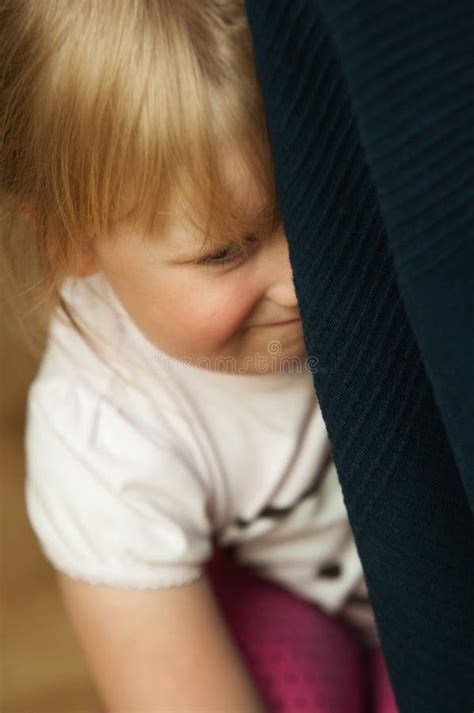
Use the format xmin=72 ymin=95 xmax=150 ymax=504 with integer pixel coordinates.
xmin=206 ymin=547 xmax=398 ymax=713
xmin=244 ymin=1 xmax=474 ymax=711
xmin=319 ymin=0 xmax=474 ymax=507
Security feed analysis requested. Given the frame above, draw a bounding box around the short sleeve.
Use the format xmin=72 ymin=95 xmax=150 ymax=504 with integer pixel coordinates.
xmin=24 ymin=376 xmax=212 ymax=588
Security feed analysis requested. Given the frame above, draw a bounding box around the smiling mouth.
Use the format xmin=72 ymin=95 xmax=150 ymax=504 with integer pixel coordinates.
xmin=259 ymin=317 xmax=301 ymax=327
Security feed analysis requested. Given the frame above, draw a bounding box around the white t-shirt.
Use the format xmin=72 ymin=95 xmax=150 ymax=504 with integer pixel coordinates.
xmin=25 ymin=273 xmax=378 ymax=644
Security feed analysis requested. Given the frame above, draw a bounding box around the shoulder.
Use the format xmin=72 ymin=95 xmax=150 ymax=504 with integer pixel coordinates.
xmin=26 ymin=359 xmax=195 ymax=484
xmin=25 ymin=367 xmax=212 ymax=589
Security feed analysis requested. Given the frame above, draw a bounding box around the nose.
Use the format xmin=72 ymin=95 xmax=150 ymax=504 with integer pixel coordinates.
xmin=259 ymin=225 xmax=298 ymax=309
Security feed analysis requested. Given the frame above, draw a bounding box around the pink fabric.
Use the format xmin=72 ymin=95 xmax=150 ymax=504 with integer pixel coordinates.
xmin=206 ymin=547 xmax=399 ymax=713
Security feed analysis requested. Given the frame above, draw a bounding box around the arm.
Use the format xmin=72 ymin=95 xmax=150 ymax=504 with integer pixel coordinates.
xmin=57 ymin=571 xmax=268 ymax=713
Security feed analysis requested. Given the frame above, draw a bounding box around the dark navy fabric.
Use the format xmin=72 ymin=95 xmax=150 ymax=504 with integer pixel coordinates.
xmin=244 ymin=2 xmax=474 ymax=711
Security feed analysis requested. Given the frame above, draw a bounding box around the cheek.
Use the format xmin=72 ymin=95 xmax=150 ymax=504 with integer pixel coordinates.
xmin=173 ymin=279 xmax=253 ymax=340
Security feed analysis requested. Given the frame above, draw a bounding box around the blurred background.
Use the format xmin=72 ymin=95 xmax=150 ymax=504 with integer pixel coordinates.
xmin=0 ymin=287 xmax=100 ymax=712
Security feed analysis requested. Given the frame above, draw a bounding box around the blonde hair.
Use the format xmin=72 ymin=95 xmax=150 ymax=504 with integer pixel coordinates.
xmin=0 ymin=0 xmax=279 ymax=357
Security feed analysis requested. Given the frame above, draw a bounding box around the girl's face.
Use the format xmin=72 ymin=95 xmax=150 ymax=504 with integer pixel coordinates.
xmin=80 ymin=157 xmax=306 ymax=375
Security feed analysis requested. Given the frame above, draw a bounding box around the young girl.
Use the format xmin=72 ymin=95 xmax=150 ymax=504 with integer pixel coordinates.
xmin=0 ymin=1 xmax=398 ymax=711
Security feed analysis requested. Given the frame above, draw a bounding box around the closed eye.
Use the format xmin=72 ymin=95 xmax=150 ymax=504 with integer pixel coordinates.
xmin=195 ymin=234 xmax=260 ymax=267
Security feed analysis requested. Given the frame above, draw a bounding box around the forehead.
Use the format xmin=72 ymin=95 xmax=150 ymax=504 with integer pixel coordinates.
xmin=148 ymin=149 xmax=270 ymax=255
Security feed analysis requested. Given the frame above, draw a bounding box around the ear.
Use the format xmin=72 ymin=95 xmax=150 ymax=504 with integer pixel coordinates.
xmin=19 ymin=205 xmax=100 ymax=277
xmin=68 ymin=246 xmax=100 ymax=277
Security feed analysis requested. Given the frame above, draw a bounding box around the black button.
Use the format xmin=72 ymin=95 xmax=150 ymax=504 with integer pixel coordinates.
xmin=222 ymin=545 xmax=237 ymax=560
xmin=317 ymin=562 xmax=342 ymax=578
xmin=346 ymin=592 xmax=370 ymax=604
